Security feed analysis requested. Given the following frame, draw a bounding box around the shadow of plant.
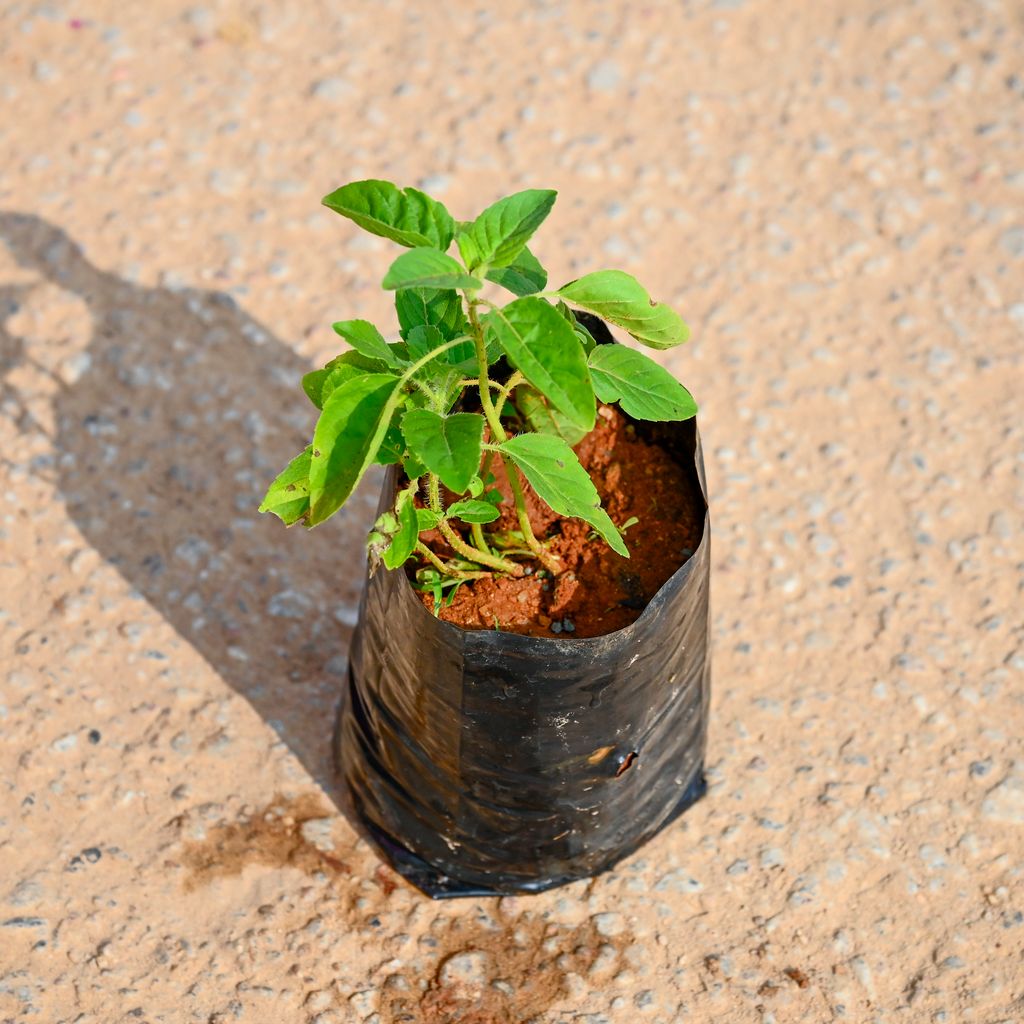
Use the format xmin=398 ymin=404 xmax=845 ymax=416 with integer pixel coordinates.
xmin=0 ymin=212 xmax=378 ymax=799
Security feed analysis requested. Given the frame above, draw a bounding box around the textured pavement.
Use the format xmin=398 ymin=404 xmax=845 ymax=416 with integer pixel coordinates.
xmin=1 ymin=1 xmax=1022 ymax=1022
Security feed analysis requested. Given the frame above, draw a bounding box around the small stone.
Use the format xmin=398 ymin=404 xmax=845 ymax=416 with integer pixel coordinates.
xmin=592 ymin=912 xmax=625 ymax=937
xmin=268 ymin=589 xmax=313 ymax=619
xmin=982 ymin=765 xmax=1024 ymax=824
xmin=52 ymin=732 xmax=78 ymax=752
xmin=310 ymin=77 xmax=350 ymax=100
xmin=550 ymin=622 xmax=563 ymax=634
xmin=562 ymin=618 xmax=575 ymax=632
xmin=439 ymin=950 xmax=490 ymax=990
xmin=87 ymin=729 xmax=101 ymax=744
xmin=587 ymin=60 xmax=621 ymax=91
xmin=347 ymin=990 xmax=375 ymax=1015
xmin=999 ymin=226 xmax=1024 ymax=257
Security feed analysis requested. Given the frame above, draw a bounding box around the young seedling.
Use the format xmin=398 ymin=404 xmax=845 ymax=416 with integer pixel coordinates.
xmin=259 ymin=180 xmax=696 ymax=592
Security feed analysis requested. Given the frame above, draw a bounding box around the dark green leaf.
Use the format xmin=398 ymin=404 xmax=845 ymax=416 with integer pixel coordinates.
xmin=484 ymin=297 xmax=595 ymax=434
xmin=308 ymin=374 xmax=402 ymax=526
xmin=322 ymin=179 xmax=455 ymax=249
xmin=515 ymin=385 xmax=590 ymax=446
xmin=258 ymin=447 xmax=312 ymax=525
xmin=374 ymin=421 xmax=405 ymax=465
xmin=500 ymin=433 xmax=627 ymax=556
xmin=382 ymin=248 xmax=481 ymax=291
xmin=382 ymin=490 xmax=419 ymax=569
xmin=395 ymin=287 xmax=467 ymax=341
xmin=401 ymin=409 xmax=484 ymax=493
xmin=557 ymin=270 xmax=689 ymax=349
xmin=446 ymin=499 xmax=501 ymax=524
xmin=331 ymin=319 xmax=401 ymax=365
xmin=457 ymin=189 xmax=557 ymax=270
xmin=486 ymin=245 xmax=548 ymax=295
xmin=588 ymin=345 xmax=698 ymax=421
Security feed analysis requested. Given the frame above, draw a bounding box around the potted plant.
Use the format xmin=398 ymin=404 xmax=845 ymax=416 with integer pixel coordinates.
xmin=259 ymin=181 xmax=710 ymax=897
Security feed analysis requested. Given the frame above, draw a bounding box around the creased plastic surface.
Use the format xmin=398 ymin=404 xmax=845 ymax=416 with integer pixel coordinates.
xmin=337 ymin=416 xmax=711 ymax=898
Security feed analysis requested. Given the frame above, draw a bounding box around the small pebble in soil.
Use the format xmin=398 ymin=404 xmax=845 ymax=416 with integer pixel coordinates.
xmin=551 ymin=622 xmax=563 ymax=634
xmin=562 ymin=618 xmax=576 ymax=632
xmin=87 ymin=729 xmax=101 ymax=744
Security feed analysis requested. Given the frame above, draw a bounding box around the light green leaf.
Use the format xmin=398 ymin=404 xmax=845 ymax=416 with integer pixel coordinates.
xmin=382 ymin=490 xmax=419 ymax=569
xmin=446 ymin=499 xmax=501 ymax=524
xmin=515 ymin=385 xmax=590 ymax=446
xmin=484 ymin=297 xmax=595 ymax=434
xmin=258 ymin=447 xmax=312 ymax=525
xmin=395 ymin=287 xmax=467 ymax=341
xmin=331 ymin=319 xmax=401 ymax=365
xmin=382 ymin=248 xmax=481 ymax=291
xmin=308 ymin=374 xmax=402 ymax=526
xmin=557 ymin=270 xmax=689 ymax=349
xmin=457 ymin=190 xmax=556 ymax=271
xmin=500 ymin=433 xmax=628 ymax=557
xmin=588 ymin=344 xmax=698 ymax=421
xmin=486 ymin=245 xmax=548 ymax=295
xmin=322 ymin=179 xmax=455 ymax=249
xmin=416 ymin=508 xmax=441 ymax=531
xmin=401 ymin=409 xmax=484 ymax=493
xmin=303 ymin=351 xmax=387 ymax=409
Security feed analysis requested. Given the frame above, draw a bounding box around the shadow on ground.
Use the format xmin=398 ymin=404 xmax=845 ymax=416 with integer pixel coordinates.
xmin=0 ymin=212 xmax=376 ymax=801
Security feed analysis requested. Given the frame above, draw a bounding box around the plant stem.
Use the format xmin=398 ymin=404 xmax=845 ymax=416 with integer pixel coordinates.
xmin=428 ymin=472 xmax=519 ymax=574
xmin=470 ymin=522 xmax=489 ymax=551
xmin=466 ymin=301 xmax=560 ymax=573
xmin=416 ymin=543 xmax=488 ymax=580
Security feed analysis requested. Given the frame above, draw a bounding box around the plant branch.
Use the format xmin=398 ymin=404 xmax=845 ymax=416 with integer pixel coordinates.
xmin=429 ymin=472 xmax=519 ymax=574
xmin=415 ymin=543 xmax=488 ymax=580
xmin=466 ymin=299 xmax=560 ymax=573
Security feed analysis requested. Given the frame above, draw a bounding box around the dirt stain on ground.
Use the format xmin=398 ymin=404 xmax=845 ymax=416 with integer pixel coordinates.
xmin=381 ymin=912 xmax=630 ymax=1024
xmin=177 ymin=794 xmax=349 ymax=890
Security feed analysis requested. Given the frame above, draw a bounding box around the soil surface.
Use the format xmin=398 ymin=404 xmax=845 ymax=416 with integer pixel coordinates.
xmin=413 ymin=404 xmax=704 ymax=638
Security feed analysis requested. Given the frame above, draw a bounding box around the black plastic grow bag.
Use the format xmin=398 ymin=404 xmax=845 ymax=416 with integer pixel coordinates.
xmin=336 ymin=416 xmax=711 ymax=898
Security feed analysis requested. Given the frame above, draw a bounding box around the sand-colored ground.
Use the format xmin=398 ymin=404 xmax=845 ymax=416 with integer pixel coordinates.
xmin=1 ymin=1 xmax=1022 ymax=1021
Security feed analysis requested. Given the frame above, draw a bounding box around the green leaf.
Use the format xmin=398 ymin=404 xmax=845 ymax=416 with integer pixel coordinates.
xmin=395 ymin=287 xmax=467 ymax=341
xmin=447 ymin=499 xmax=501 ymax=524
xmin=382 ymin=248 xmax=482 ymax=291
xmin=588 ymin=345 xmax=698 ymax=421
xmin=484 ymin=297 xmax=595 ymax=434
xmin=331 ymin=319 xmax=401 ymax=365
xmin=457 ymin=189 xmax=556 ymax=270
xmin=416 ymin=508 xmax=441 ymax=530
xmin=515 ymin=385 xmax=590 ymax=446
xmin=308 ymin=374 xmax=402 ymax=526
xmin=374 ymin=421 xmax=406 ymax=465
xmin=322 ymin=179 xmax=455 ymax=249
xmin=382 ymin=490 xmax=419 ymax=570
xmin=500 ymin=433 xmax=628 ymax=557
xmin=404 ymin=451 xmax=427 ymax=479
xmin=258 ymin=447 xmax=312 ymax=525
xmin=303 ymin=351 xmax=388 ymax=409
xmin=401 ymin=409 xmax=484 ymax=493
xmin=406 ymin=323 xmax=474 ymax=369
xmin=485 ymin=245 xmax=548 ymax=295
xmin=557 ymin=270 xmax=689 ymax=349
xmin=404 ymin=323 xmax=444 ymax=361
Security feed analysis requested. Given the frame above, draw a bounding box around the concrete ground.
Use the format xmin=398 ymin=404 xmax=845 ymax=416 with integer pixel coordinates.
xmin=1 ymin=1 xmax=1022 ymax=1021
